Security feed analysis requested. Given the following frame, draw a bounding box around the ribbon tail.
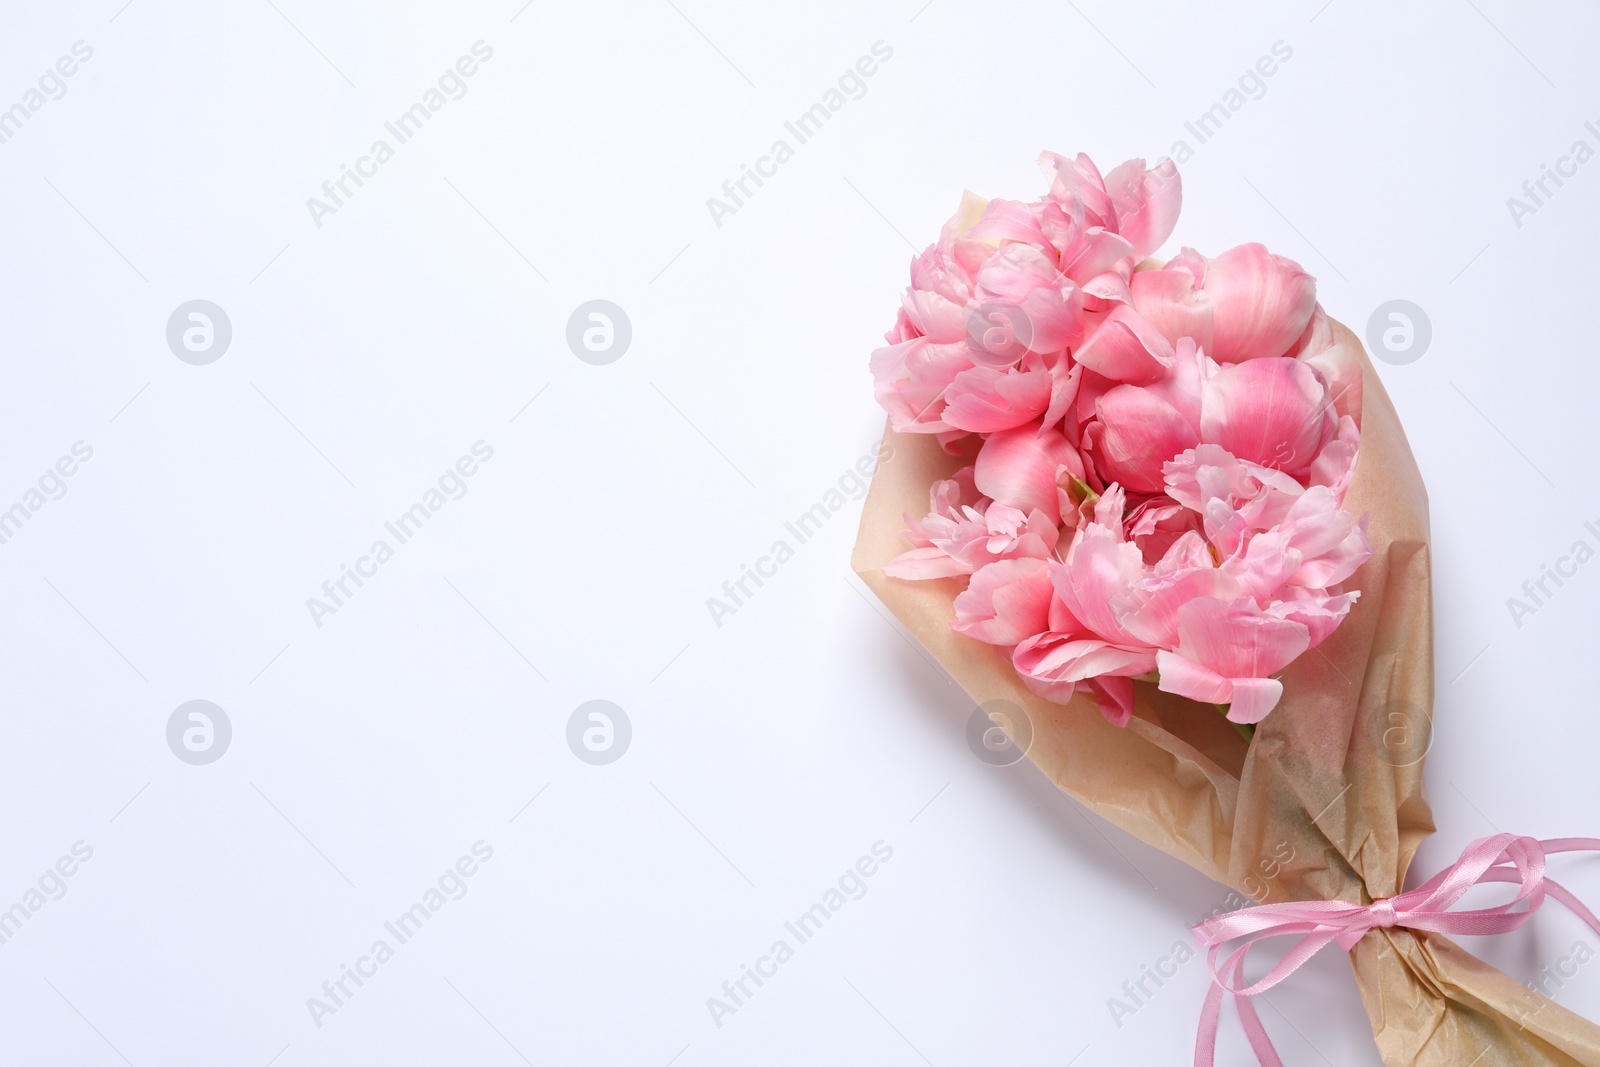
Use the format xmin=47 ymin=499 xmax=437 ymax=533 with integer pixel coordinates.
xmin=1198 ymin=943 xmax=1287 ymax=1067
xmin=1234 ymin=990 xmax=1285 ymax=1067
xmin=1194 ymin=974 xmax=1224 ymax=1067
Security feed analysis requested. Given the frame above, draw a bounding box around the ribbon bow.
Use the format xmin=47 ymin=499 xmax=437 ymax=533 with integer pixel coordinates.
xmin=1191 ymin=834 xmax=1600 ymax=1067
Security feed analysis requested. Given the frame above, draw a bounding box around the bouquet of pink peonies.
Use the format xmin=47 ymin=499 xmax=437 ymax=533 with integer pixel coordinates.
xmin=853 ymin=152 xmax=1600 ymax=1066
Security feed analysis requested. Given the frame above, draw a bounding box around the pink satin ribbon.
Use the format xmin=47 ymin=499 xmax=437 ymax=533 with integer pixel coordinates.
xmin=1191 ymin=834 xmax=1600 ymax=1067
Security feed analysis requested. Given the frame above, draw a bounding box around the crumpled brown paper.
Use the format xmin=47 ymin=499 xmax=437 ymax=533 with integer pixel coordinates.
xmin=851 ymin=320 xmax=1600 ymax=1066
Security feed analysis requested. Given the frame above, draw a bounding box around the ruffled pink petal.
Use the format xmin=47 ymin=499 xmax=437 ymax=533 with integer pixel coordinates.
xmin=1309 ymin=415 xmax=1360 ymax=496
xmin=1266 ymin=589 xmax=1360 ymax=648
xmin=1287 ymin=303 xmax=1335 ymax=361
xmin=901 ymin=287 xmax=969 ymax=345
xmin=869 ymin=337 xmax=972 ymax=433
xmin=1201 ymin=356 xmax=1333 ymax=475
xmin=1153 ymin=650 xmax=1230 ymax=704
xmin=1104 ymin=158 xmax=1182 ymax=260
xmin=974 ymin=244 xmax=1061 ymax=304
xmin=953 ymin=558 xmax=1055 ymax=646
xmin=1224 ymin=677 xmax=1284 ymax=724
xmin=966 ymin=198 xmax=1049 ymax=247
xmin=1055 ymin=523 xmax=1151 ymax=641
xmin=1037 ymin=150 xmax=1114 ymax=224
xmin=1092 ymin=344 xmax=1207 ymax=494
xmin=1202 ymin=243 xmax=1317 ymax=362
xmin=1074 ymin=305 xmax=1175 ymax=384
xmin=1129 ymin=266 xmax=1214 ymax=353
xmin=1017 ymin=284 xmax=1085 ymax=353
xmin=1155 ymin=654 xmax=1283 ymax=723
xmin=1087 ymin=675 xmax=1135 ymax=727
xmin=1162 ymin=443 xmax=1260 ymax=513
xmin=942 ymin=364 xmax=1052 ymax=433
xmin=1059 ymin=228 xmax=1137 ymax=287
xmin=1297 ymin=321 xmax=1364 ymax=427
xmin=969 ymin=245 xmax=1084 ymax=357
xmin=974 ymin=423 xmax=1081 ymax=518
xmin=1013 ymin=631 xmax=1157 ymax=686
xmin=1042 ymin=353 xmax=1080 ymax=429
xmin=1171 ymin=596 xmax=1310 ymax=681
xmin=884 ymin=546 xmax=972 ymax=580
xmin=1117 ymin=567 xmax=1243 ymax=650
xmin=1079 ymin=269 xmax=1132 ymax=307
xmin=909 ymin=244 xmax=975 ymax=307
xmin=1290 ymin=516 xmax=1371 ymax=589
xmin=983 ymin=504 xmax=1060 ymax=558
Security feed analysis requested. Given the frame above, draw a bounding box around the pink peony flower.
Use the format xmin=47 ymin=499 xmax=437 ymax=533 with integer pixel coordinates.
xmin=1130 ymin=244 xmax=1317 ymax=362
xmin=953 ymin=558 xmax=1055 ymax=646
xmin=870 ymin=149 xmax=1371 ymax=728
xmin=1200 ymin=355 xmax=1337 ymax=478
xmin=884 ymin=471 xmax=1059 ymax=580
xmin=1087 ymin=337 xmax=1208 ymax=494
xmin=1155 ymin=598 xmax=1312 ymax=724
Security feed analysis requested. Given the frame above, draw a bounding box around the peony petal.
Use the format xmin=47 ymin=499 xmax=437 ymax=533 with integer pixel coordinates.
xmin=1153 ymin=650 xmax=1230 ymax=704
xmin=966 ymin=198 xmax=1049 ymax=247
xmin=901 ymin=287 xmax=969 ymax=345
xmin=1074 ymin=305 xmax=1175 ymax=384
xmin=1014 ymin=631 xmax=1156 ymax=685
xmin=1092 ymin=346 xmax=1206 ymax=495
xmin=942 ymin=364 xmax=1052 ymax=433
xmin=974 ymin=423 xmax=1082 ymax=518
xmin=1038 ymin=150 xmax=1114 ymax=224
xmin=1202 ymin=243 xmax=1317 ymax=362
xmin=1017 ymin=283 xmax=1086 ymax=353
xmin=1059 ymin=228 xmax=1137 ymax=286
xmin=953 ymin=558 xmax=1055 ymax=645
xmin=1087 ymin=675 xmax=1135 ymax=727
xmin=1105 ymin=157 xmax=1183 ymax=260
xmin=1056 ymin=523 xmax=1151 ymax=641
xmin=885 ymin=546 xmax=972 ymax=580
xmin=1129 ymin=266 xmax=1214 ymax=353
xmin=869 ymin=337 xmax=972 ymax=434
xmin=1201 ymin=356 xmax=1333 ymax=475
xmin=1267 ymin=589 xmax=1360 ymax=648
xmin=1297 ymin=321 xmax=1364 ymax=427
xmin=1309 ymin=415 xmax=1361 ymax=496
xmin=1225 ymin=677 xmax=1284 ymax=723
xmin=1172 ymin=597 xmax=1310 ymax=680
xmin=1118 ymin=567 xmax=1243 ymax=650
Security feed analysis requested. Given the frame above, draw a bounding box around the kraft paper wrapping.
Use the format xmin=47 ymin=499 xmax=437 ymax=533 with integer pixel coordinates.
xmin=851 ymin=320 xmax=1600 ymax=1065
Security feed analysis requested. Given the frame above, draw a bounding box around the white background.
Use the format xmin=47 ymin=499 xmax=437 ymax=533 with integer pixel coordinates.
xmin=1 ymin=1 xmax=1598 ymax=1064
